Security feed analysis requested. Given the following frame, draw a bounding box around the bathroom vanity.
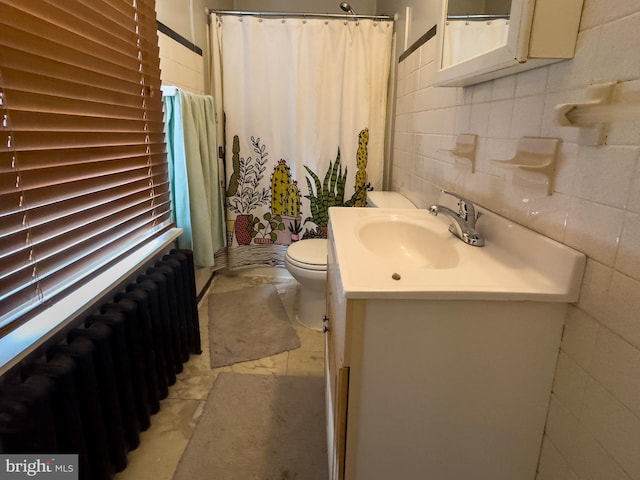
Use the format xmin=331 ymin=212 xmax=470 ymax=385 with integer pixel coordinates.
xmin=324 ymin=206 xmax=585 ymax=480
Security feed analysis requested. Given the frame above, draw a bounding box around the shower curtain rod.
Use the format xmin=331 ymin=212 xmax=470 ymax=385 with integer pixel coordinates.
xmin=447 ymin=14 xmax=510 ymax=20
xmin=207 ymin=9 xmax=394 ymax=21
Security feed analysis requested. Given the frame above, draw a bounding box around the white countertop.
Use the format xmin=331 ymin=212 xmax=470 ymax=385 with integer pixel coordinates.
xmin=328 ymin=207 xmax=586 ymax=302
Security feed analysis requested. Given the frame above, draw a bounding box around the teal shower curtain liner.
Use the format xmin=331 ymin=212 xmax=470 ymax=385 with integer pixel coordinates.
xmin=163 ymin=89 xmax=226 ymax=267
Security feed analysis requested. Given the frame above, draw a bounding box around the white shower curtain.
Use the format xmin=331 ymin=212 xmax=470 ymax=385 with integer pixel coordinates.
xmin=210 ymin=14 xmax=393 ymax=268
xmin=442 ymin=19 xmax=509 ymax=68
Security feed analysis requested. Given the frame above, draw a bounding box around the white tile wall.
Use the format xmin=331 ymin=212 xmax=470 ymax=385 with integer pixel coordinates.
xmin=392 ymin=2 xmax=640 ymax=478
xmin=616 ymin=212 xmax=640 ymax=280
xmin=538 ymin=436 xmax=580 ymax=480
xmin=158 ymin=31 xmax=206 ymax=94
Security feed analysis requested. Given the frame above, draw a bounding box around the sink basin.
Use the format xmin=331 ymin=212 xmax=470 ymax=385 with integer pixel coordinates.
xmin=356 ymin=214 xmax=459 ymax=269
xmin=328 ymin=206 xmax=586 ymax=301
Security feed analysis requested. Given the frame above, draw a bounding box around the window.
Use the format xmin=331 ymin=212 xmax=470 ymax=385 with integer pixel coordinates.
xmin=0 ymin=0 xmax=172 ymax=334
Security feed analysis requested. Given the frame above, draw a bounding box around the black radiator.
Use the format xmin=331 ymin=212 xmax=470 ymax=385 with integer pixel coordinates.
xmin=0 ymin=249 xmax=201 ymax=480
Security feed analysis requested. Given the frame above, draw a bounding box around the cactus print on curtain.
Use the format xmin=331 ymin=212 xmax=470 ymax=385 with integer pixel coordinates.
xmin=210 ymin=14 xmax=394 ymax=269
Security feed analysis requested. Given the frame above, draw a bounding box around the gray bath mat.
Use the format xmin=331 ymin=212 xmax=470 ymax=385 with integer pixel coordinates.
xmin=208 ymin=284 xmax=301 ymax=368
xmin=172 ymin=373 xmax=328 ymax=480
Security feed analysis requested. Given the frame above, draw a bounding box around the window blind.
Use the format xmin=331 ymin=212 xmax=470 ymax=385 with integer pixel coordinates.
xmin=0 ymin=0 xmax=173 ymax=333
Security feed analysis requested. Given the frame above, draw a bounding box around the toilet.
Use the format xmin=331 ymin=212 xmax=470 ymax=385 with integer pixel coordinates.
xmin=285 ymin=191 xmax=416 ymax=330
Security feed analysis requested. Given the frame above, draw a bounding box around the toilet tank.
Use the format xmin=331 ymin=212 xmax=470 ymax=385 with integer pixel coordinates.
xmin=367 ymin=191 xmax=416 ymax=209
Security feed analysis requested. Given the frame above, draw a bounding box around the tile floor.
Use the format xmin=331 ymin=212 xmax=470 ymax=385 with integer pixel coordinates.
xmin=114 ymin=268 xmax=325 ymax=480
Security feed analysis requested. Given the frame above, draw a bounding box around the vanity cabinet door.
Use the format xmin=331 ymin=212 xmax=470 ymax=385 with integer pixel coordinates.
xmin=326 ymin=270 xmax=349 ymax=480
xmin=326 ymin=233 xmax=368 ymax=480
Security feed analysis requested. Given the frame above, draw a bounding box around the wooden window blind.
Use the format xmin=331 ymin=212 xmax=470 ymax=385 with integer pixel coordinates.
xmin=0 ymin=0 xmax=172 ymax=333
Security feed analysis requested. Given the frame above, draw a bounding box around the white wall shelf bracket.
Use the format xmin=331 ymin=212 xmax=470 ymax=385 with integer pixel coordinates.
xmin=491 ymin=137 xmax=561 ymax=195
xmin=554 ymin=81 xmax=617 ymax=146
xmin=438 ymin=134 xmax=478 ymax=172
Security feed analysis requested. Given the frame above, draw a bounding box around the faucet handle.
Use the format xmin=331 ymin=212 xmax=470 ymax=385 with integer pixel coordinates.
xmin=441 ymin=188 xmax=474 ymax=206
xmin=441 ymin=189 xmax=477 ymax=222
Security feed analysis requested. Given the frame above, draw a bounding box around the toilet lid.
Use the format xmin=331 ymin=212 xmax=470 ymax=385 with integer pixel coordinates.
xmin=286 ymin=239 xmax=327 ymax=268
xmin=367 ymin=191 xmax=416 ymax=209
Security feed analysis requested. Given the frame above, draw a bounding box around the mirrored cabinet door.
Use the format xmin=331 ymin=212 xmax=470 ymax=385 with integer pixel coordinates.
xmin=434 ymin=0 xmax=584 ymax=87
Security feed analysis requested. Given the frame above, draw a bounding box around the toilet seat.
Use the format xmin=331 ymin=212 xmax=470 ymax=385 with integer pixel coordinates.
xmin=285 ymin=239 xmax=327 ymax=271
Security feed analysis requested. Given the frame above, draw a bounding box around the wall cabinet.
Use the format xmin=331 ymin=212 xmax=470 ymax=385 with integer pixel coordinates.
xmin=434 ymin=0 xmax=584 ymax=87
xmin=324 ymin=230 xmax=566 ymax=480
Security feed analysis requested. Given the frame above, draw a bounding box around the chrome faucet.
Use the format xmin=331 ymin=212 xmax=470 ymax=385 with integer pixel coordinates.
xmin=429 ymin=190 xmax=485 ymax=247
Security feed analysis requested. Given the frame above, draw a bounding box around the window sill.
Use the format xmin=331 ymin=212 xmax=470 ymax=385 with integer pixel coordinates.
xmin=0 ymin=228 xmax=183 ymax=377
